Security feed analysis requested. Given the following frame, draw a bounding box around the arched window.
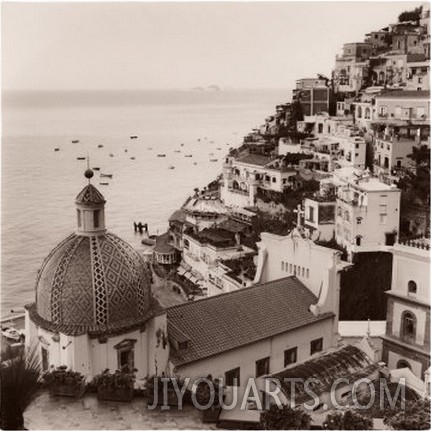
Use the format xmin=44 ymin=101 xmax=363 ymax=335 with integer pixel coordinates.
xmin=344 ymin=211 xmax=350 ymax=222
xmin=408 ymin=280 xmax=417 ymax=294
xmin=365 ymin=107 xmax=371 ymax=119
xmin=232 ymin=180 xmax=239 ymax=190
xmin=401 ymin=311 xmax=416 ymax=343
xmin=183 ymin=239 xmax=190 ymax=250
xmin=357 ymin=106 xmax=362 ymax=118
xmin=337 ymin=207 xmax=342 ymax=217
xmin=397 ymin=359 xmax=411 ymax=370
xmin=355 ymin=236 xmax=362 ymax=246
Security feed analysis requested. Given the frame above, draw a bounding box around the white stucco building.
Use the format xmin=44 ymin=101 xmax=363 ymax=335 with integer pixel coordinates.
xmin=220 ymin=154 xmax=297 ymax=209
xmin=335 ymin=176 xmax=401 ymax=254
xmin=381 ymin=237 xmax=430 ymax=384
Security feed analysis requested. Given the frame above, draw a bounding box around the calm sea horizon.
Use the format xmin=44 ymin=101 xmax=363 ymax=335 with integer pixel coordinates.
xmin=1 ymin=88 xmax=290 ymax=317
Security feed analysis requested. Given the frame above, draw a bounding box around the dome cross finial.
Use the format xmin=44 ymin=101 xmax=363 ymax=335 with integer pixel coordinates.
xmin=84 ymin=156 xmax=94 ymax=183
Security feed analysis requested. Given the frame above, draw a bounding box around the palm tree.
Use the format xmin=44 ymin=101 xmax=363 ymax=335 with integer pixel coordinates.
xmin=1 ymin=345 xmax=41 ymax=430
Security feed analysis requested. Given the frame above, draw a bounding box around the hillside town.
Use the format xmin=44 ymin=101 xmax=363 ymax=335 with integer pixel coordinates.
xmin=2 ymin=4 xmax=430 ymax=431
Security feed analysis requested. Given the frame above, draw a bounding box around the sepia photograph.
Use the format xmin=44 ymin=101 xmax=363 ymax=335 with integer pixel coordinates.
xmin=1 ymin=1 xmax=430 ymax=430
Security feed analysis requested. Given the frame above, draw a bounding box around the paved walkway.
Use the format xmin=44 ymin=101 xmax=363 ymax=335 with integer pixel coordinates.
xmin=25 ymin=392 xmax=217 ymax=430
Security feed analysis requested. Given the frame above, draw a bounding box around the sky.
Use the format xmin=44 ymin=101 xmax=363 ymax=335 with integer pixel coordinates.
xmin=1 ymin=1 xmax=424 ymax=91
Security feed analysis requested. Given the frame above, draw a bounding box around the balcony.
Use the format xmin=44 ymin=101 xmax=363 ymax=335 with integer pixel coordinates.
xmin=227 ymin=187 xmax=248 ymax=196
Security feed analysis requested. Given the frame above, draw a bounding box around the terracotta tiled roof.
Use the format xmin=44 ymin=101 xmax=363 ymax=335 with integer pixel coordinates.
xmin=167 ymin=277 xmax=334 ymax=367
xmin=236 ymin=154 xmax=274 ymax=167
xmin=269 ymin=344 xmax=379 ymax=404
xmin=75 ymin=184 xmax=106 ymax=205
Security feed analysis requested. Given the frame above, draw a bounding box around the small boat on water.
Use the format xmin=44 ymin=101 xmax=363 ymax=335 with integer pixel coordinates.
xmin=193 ymin=162 xmax=198 ymax=165
xmin=77 ymin=157 xmax=86 ymax=161
xmin=148 ymin=147 xmax=153 ymax=150
xmin=209 ymin=140 xmax=214 ymax=143
xmin=216 ymin=147 xmax=222 ymax=150
xmin=130 ymin=157 xmax=136 ymax=160
xmin=157 ymin=154 xmax=166 ymax=158
xmin=109 ymin=153 xmax=114 ymax=157
xmin=72 ymin=140 xmax=79 ymax=144
xmin=98 ymin=144 xmax=104 ymax=148
xmin=125 ymin=149 xmax=128 ymax=153
xmin=130 ymin=136 xmax=138 ymax=139
xmin=210 ymin=159 xmax=218 ymax=162
xmin=99 ymin=182 xmax=109 ymax=186
xmin=185 ymin=154 xmax=193 ymax=158
xmin=93 ymin=167 xmax=100 ymax=171
xmin=197 ymin=139 xmax=201 ymax=142
xmin=168 ymin=165 xmax=175 ymax=170
xmin=54 ymin=148 xmax=60 ymax=152
xmin=100 ymin=173 xmax=113 ymax=178
xmin=174 ymin=150 xmax=181 ymax=153
xmin=209 ymin=152 xmax=214 ymax=156
xmin=180 ymin=143 xmax=184 ymax=147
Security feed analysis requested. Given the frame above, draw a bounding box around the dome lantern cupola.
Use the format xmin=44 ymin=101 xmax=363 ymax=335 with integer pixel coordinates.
xmin=75 ymin=169 xmax=106 ymax=236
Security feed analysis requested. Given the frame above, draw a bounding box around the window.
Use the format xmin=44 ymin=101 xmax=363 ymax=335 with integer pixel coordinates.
xmin=318 ymin=124 xmax=323 ymax=133
xmin=281 ymin=261 xmax=285 ymax=271
xmin=225 ymin=367 xmax=240 ymax=386
xmin=183 ymin=239 xmax=190 ymax=250
xmin=408 ymin=280 xmax=417 ymax=294
xmin=356 ymin=217 xmax=362 ymax=225
xmin=115 ymin=339 xmax=136 ymax=371
xmin=41 ymin=347 xmax=49 ymax=372
xmin=272 ymin=177 xmax=276 ymax=183
xmin=401 ymin=312 xmax=416 ymax=342
xmin=344 ymin=211 xmax=350 ymax=222
xmin=308 ymin=206 xmax=315 ymax=223
xmin=397 ymin=360 xmax=411 ymax=369
xmin=355 ymin=143 xmax=359 ymax=149
xmin=379 ymin=214 xmax=387 ymax=224
xmin=337 ymin=207 xmax=342 ymax=217
xmin=310 ymin=338 xmax=323 ymax=355
xmin=256 ymin=357 xmax=270 ymax=377
xmin=93 ymin=210 xmax=100 ymax=228
xmin=77 ymin=209 xmax=82 ymax=228
xmin=178 ymin=341 xmax=188 ymax=350
xmin=289 ymin=264 xmax=292 ymax=273
xmin=284 ymin=347 xmax=297 ymax=367
xmin=306 ymin=268 xmax=310 ymax=278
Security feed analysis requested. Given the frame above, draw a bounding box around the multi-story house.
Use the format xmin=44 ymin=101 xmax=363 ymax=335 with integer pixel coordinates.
xmin=220 ymin=154 xmax=298 ymax=209
xmin=372 ymin=90 xmax=430 ymax=140
xmin=335 ymin=175 xmax=401 ymax=255
xmin=381 ymin=237 xmax=430 ymax=382
xmin=373 ymin=128 xmax=428 ymax=179
xmin=182 ymin=227 xmax=255 ymax=287
xmin=333 ymin=42 xmax=373 ymax=94
xmin=292 ymin=77 xmax=330 ymax=116
xmin=303 ymin=196 xmax=336 ymax=241
xmin=406 ymin=57 xmax=430 ymax=90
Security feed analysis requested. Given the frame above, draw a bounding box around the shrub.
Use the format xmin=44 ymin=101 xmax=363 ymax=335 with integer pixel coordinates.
xmin=323 ymin=409 xmax=372 ymax=430
xmin=260 ymin=404 xmax=311 ymax=430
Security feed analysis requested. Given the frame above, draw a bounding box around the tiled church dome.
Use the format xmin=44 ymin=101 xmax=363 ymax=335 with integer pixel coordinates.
xmin=29 ymin=173 xmax=154 ymax=335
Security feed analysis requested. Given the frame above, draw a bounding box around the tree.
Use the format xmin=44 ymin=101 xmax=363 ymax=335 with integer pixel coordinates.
xmin=1 ymin=346 xmax=41 ymax=430
xmin=383 ymin=399 xmax=431 ymax=430
xmin=398 ymin=6 xmax=422 ymax=23
xmin=323 ymin=409 xmax=373 ymax=430
xmin=260 ymin=404 xmax=311 ymax=430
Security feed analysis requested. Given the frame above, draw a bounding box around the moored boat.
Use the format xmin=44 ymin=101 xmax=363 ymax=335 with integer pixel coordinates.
xmin=72 ymin=140 xmax=79 ymax=143
xmin=185 ymin=154 xmax=193 ymax=158
xmin=92 ymin=167 xmax=100 ymax=171
xmin=130 ymin=135 xmax=138 ymax=139
xmin=100 ymin=173 xmax=113 ymax=178
xmin=99 ymin=182 xmax=109 ymax=186
xmin=157 ymin=154 xmax=166 ymax=158
xmin=98 ymin=144 xmax=104 ymax=148
xmin=54 ymin=148 xmax=60 ymax=152
xmin=77 ymin=157 xmax=86 ymax=160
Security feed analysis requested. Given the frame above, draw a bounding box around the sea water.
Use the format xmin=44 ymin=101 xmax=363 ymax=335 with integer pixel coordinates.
xmin=1 ymin=88 xmax=289 ymax=317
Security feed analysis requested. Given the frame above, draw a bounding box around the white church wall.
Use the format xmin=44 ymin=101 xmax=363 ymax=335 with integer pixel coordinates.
xmin=147 ymin=313 xmax=170 ymax=377
xmin=173 ymin=319 xmax=334 ymax=389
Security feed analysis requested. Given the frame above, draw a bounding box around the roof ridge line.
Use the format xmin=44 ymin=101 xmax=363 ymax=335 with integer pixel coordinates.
xmin=166 ymin=275 xmax=313 ymax=311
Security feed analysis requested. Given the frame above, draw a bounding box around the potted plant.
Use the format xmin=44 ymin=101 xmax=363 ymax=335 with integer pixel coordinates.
xmin=93 ymin=366 xmax=136 ymax=402
xmin=42 ymin=365 xmax=86 ymax=398
xmin=195 ymin=375 xmax=223 ymax=423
